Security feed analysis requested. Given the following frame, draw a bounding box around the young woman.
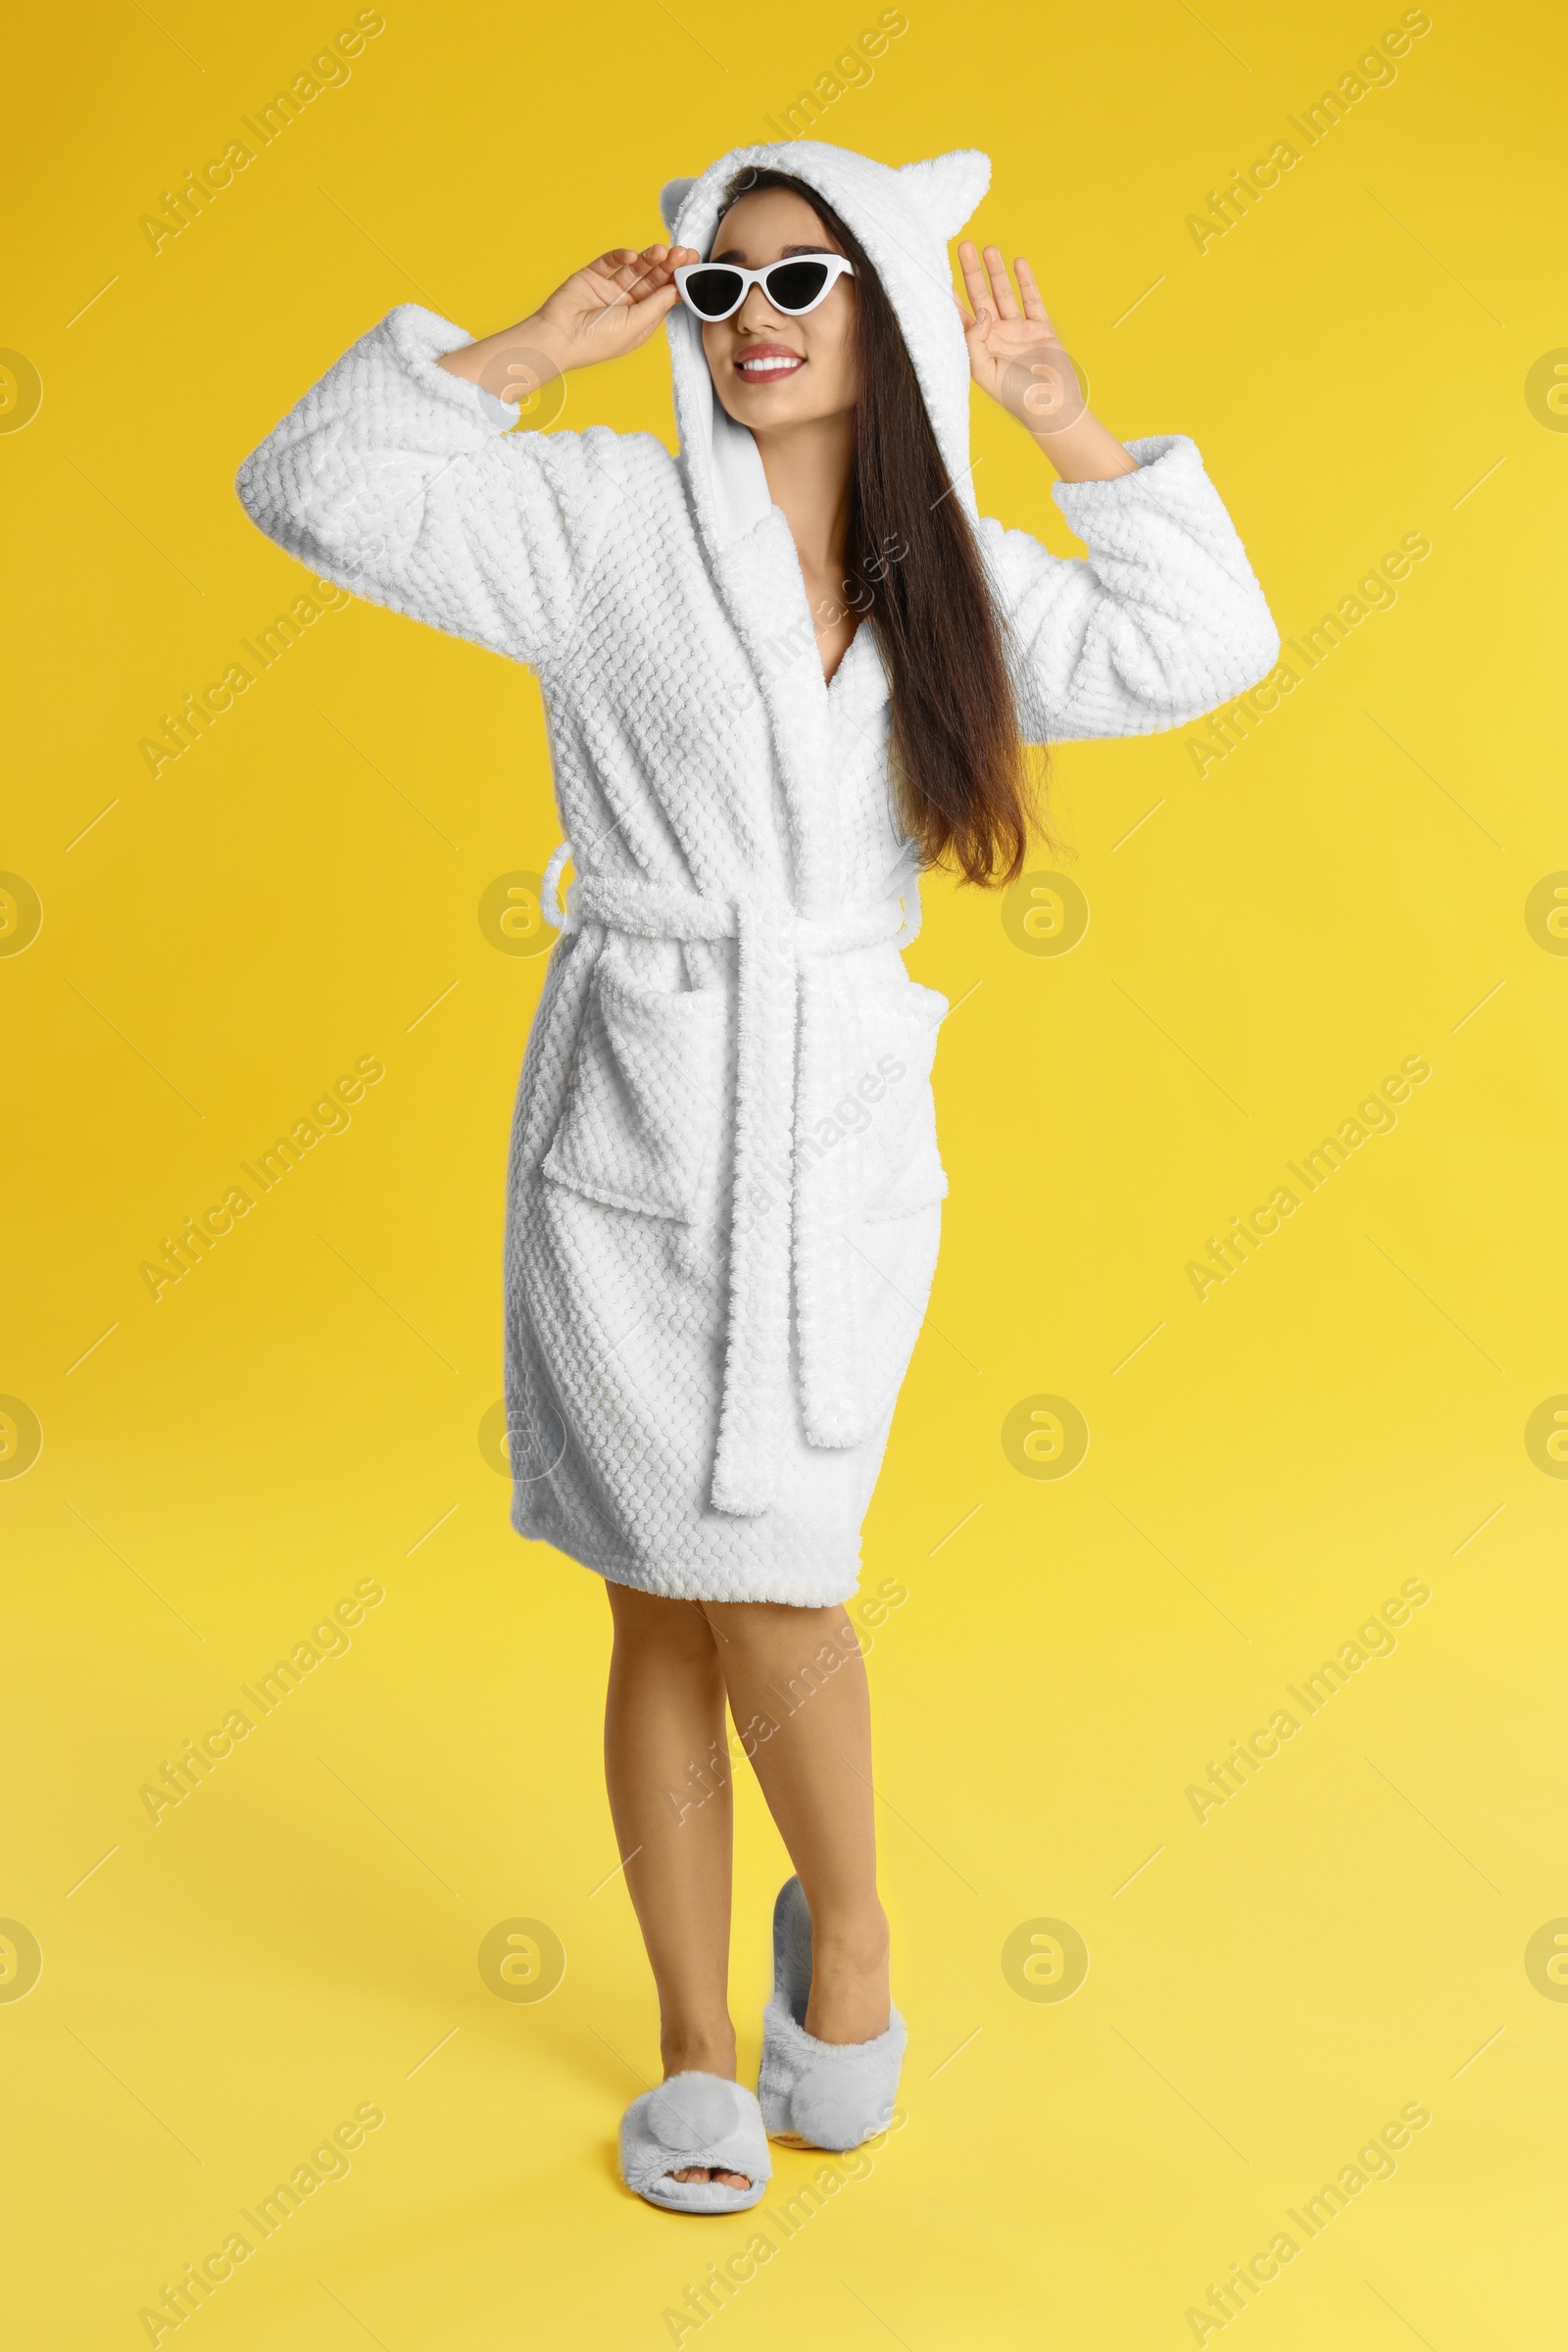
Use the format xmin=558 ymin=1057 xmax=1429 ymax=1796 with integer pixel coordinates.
xmin=236 ymin=139 xmax=1278 ymax=2215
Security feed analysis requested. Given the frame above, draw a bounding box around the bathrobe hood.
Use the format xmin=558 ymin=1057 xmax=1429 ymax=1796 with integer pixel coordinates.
xmin=658 ymin=140 xmax=991 ymax=553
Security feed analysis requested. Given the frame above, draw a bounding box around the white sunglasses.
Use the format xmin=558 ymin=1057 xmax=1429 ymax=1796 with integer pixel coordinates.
xmin=673 ymin=254 xmax=855 ymax=322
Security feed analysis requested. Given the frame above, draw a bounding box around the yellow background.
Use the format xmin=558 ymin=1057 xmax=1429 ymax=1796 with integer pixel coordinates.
xmin=5 ymin=0 xmax=1565 ymax=2343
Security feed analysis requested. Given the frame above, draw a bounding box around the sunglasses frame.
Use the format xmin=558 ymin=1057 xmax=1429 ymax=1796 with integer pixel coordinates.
xmin=672 ymin=253 xmax=856 ymax=323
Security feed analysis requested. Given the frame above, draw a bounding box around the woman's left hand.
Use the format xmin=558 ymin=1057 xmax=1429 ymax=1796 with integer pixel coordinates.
xmin=954 ymin=242 xmax=1085 ymax=433
xmin=954 ymin=240 xmax=1140 ymax=480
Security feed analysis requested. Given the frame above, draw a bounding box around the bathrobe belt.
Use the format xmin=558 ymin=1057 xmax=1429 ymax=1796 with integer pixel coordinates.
xmin=547 ymin=847 xmax=922 ymax=1519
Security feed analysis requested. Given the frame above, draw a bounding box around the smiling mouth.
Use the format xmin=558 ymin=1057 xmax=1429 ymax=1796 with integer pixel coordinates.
xmin=736 ymin=352 xmax=805 ymax=380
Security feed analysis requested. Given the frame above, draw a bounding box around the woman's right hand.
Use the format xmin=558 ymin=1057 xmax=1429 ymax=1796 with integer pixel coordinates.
xmin=437 ymin=244 xmax=701 ymax=399
xmin=533 ymin=244 xmax=702 ymax=372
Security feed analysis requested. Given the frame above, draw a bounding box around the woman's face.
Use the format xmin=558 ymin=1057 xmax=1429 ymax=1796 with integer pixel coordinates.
xmin=699 ymin=188 xmax=859 ymax=430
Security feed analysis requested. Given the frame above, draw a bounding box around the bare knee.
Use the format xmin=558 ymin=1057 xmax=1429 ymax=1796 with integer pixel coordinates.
xmin=607 ymin=1581 xmax=720 ymax=1664
xmin=700 ymin=1598 xmax=861 ymax=1662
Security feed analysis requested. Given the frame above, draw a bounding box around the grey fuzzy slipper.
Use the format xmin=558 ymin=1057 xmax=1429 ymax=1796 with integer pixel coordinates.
xmin=757 ymin=1876 xmax=907 ymax=2151
xmin=618 ymin=2072 xmax=771 ymax=2214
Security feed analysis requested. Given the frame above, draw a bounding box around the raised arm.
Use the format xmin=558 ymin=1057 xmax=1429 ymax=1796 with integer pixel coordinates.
xmin=233 ymin=243 xmax=699 ymax=671
xmin=956 ymin=242 xmax=1280 ymax=741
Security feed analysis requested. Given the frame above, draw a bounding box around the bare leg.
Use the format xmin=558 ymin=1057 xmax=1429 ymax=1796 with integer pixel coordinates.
xmin=602 ymin=1581 xmax=751 ymax=2187
xmin=698 ymin=1599 xmax=891 ymax=2043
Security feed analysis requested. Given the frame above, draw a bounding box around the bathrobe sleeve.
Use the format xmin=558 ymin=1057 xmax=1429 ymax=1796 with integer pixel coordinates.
xmin=234 ymin=302 xmax=617 ymax=669
xmin=981 ymin=434 xmax=1280 ymax=744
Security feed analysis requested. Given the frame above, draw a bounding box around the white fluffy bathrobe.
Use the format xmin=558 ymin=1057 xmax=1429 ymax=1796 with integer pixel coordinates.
xmin=235 ymin=139 xmax=1279 ymax=1605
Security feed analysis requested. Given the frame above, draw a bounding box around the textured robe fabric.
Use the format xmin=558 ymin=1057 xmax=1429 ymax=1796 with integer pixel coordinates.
xmin=234 ymin=138 xmax=1280 ymax=1605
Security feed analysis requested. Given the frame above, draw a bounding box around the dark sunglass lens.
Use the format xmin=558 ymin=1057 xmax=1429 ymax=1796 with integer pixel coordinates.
xmin=685 ymin=268 xmax=744 ymax=318
xmin=766 ymin=260 xmax=832 ymax=312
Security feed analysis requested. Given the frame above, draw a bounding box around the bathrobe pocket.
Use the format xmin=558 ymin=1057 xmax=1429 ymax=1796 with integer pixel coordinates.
xmin=819 ymin=977 xmax=950 ymax=1223
xmin=542 ymin=939 xmax=728 ymax=1222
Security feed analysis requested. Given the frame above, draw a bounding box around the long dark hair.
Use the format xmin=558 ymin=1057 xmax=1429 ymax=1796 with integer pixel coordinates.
xmin=716 ymin=167 xmax=1052 ymax=887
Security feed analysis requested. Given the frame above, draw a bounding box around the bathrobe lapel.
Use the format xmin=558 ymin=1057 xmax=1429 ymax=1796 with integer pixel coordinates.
xmin=667 ymin=313 xmax=842 ymax=917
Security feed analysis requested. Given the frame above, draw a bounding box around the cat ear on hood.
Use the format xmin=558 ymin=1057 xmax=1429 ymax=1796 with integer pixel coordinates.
xmin=896 ymin=149 xmax=991 ymax=242
xmin=659 ymin=178 xmax=696 ymax=239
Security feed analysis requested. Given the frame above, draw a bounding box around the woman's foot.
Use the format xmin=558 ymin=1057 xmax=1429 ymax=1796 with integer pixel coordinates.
xmin=661 ymin=2036 xmax=752 ymax=2189
xmin=619 ymin=2072 xmax=770 ymax=2210
xmin=803 ymin=1905 xmax=892 ymax=2043
xmin=758 ymin=1883 xmax=906 ymax=2152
